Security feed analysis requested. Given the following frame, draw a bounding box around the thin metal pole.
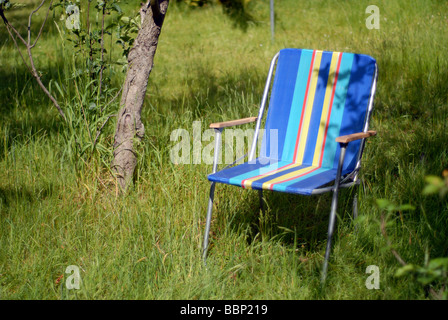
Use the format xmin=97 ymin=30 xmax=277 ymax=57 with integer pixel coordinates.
xmin=202 ymin=182 xmax=216 ymax=263
xmin=202 ymin=129 xmax=222 ymax=263
xmin=249 ymin=52 xmax=279 ymax=161
xmin=321 ymin=143 xmax=347 ymax=283
xmin=211 ymin=128 xmax=222 ymax=174
xmin=353 ymin=186 xmax=359 ymax=234
xmin=270 ymin=0 xmax=275 ymax=42
xmin=353 ymin=63 xmax=378 ymax=182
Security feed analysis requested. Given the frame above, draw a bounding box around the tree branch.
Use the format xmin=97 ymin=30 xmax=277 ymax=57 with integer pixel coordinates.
xmin=0 ymin=0 xmax=66 ymax=121
xmin=0 ymin=8 xmax=28 ymax=45
xmin=31 ymin=0 xmax=53 ymax=48
xmin=98 ymin=1 xmax=106 ymax=97
xmin=1 ymin=17 xmax=32 ymax=73
xmin=28 ymin=0 xmax=47 ymax=45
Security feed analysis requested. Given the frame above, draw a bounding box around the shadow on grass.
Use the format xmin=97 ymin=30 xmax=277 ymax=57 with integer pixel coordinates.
xmin=0 ymin=61 xmax=66 ymax=161
xmin=212 ymin=185 xmax=357 ymax=252
xmin=0 ymin=1 xmax=58 ymax=50
xmin=148 ymin=63 xmax=265 ymax=120
xmin=0 ymin=184 xmax=54 ymax=209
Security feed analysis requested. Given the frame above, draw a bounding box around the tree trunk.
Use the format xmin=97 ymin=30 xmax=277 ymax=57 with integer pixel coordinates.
xmin=112 ymin=0 xmax=169 ymax=191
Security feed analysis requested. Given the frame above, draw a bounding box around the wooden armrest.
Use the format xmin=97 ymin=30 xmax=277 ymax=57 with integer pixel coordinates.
xmin=209 ymin=116 xmax=257 ymax=129
xmin=335 ymin=130 xmax=377 ymax=144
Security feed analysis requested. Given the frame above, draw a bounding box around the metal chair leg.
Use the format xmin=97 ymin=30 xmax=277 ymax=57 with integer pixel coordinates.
xmin=202 ymin=182 xmax=216 ymax=264
xmin=321 ymin=143 xmax=347 ymax=284
xmin=321 ymin=187 xmax=339 ymax=283
xmin=203 ymin=128 xmax=222 ymax=265
xmin=353 ymin=188 xmax=359 ymax=233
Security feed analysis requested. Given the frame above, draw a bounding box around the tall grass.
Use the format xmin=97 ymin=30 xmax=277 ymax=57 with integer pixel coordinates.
xmin=0 ymin=0 xmax=447 ymax=299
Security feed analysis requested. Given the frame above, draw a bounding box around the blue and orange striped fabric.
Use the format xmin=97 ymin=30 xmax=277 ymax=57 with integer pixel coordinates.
xmin=208 ymin=48 xmax=376 ymax=195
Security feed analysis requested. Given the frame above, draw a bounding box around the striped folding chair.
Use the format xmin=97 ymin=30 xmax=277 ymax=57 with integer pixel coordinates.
xmin=203 ymin=48 xmax=378 ymax=282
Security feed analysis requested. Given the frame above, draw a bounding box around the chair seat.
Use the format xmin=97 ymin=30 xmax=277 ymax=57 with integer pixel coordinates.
xmin=208 ymin=157 xmax=353 ymax=195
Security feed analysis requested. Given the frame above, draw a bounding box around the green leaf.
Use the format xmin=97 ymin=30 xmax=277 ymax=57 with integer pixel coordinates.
xmin=106 ymin=22 xmax=118 ymax=30
xmin=376 ymin=198 xmax=392 ymax=210
xmin=353 ymin=214 xmax=368 ymax=225
xmin=427 ymin=257 xmax=448 ymax=270
xmin=376 ymin=199 xmax=415 ymax=212
xmin=425 ymin=175 xmax=444 ymax=185
xmin=417 ymin=276 xmax=436 ymax=285
xmin=120 ymin=16 xmax=130 ymax=24
xmin=277 ymin=226 xmax=294 ymax=234
xmin=111 ymin=3 xmax=122 ymax=13
xmin=395 ymin=264 xmax=415 ymax=277
xmin=52 ymin=80 xmax=65 ymax=99
xmin=396 ymin=204 xmax=415 ymax=211
xmin=423 ymin=184 xmax=440 ymax=195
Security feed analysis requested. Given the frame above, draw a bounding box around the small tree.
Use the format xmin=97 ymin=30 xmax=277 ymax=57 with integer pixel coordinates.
xmin=2 ymin=0 xmax=254 ymax=191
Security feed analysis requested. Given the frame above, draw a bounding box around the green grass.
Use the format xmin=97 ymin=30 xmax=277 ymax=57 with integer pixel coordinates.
xmin=0 ymin=0 xmax=447 ymax=299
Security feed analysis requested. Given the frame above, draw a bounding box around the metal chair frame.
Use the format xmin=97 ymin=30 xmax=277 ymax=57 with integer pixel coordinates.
xmin=202 ymin=50 xmax=378 ymax=282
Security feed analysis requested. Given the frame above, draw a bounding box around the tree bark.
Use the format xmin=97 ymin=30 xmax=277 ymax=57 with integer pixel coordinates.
xmin=112 ymin=0 xmax=169 ymax=191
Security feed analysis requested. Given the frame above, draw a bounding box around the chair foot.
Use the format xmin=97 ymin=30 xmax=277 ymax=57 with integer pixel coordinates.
xmin=202 ymin=182 xmax=216 ymax=264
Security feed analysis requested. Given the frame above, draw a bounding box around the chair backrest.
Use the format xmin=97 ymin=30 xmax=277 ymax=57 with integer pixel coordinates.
xmin=259 ymin=48 xmax=377 ymax=173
